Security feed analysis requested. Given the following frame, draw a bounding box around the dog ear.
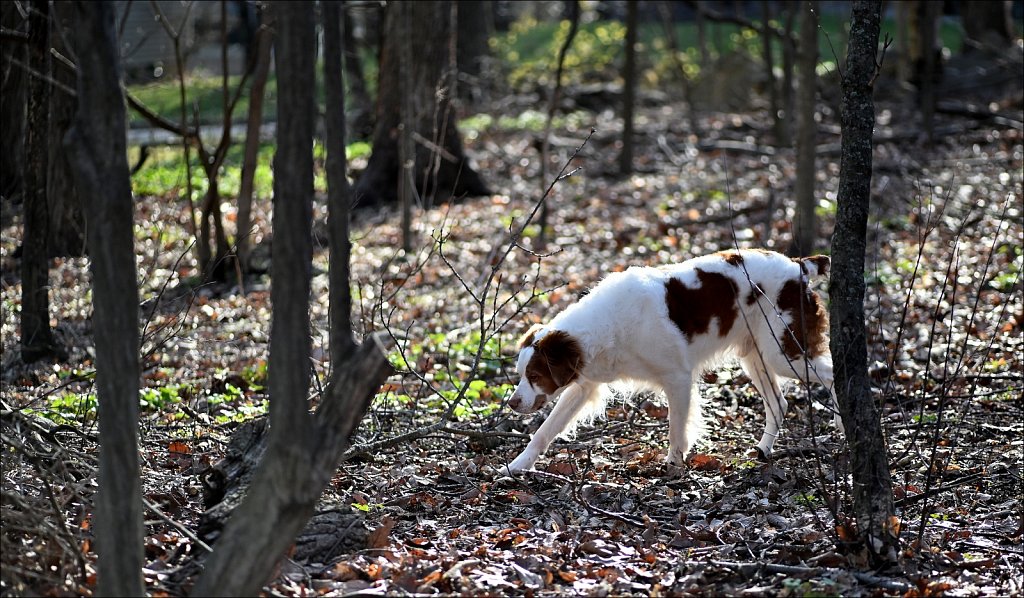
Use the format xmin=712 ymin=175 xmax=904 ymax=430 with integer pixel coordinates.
xmin=536 ymin=331 xmax=584 ymax=389
xmin=518 ymin=323 xmax=545 ymax=348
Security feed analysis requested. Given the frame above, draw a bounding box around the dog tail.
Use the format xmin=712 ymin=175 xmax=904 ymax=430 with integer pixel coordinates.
xmin=797 ymin=255 xmax=831 ymax=278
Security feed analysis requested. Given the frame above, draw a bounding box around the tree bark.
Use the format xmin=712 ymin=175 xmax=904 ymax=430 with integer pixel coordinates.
xmin=919 ymin=0 xmax=939 ymax=144
xmin=62 ymin=2 xmax=144 ymax=594
xmin=342 ymin=3 xmax=374 ymax=139
xmin=324 ymin=0 xmax=356 ymax=366
xmin=790 ymin=0 xmax=819 ymax=257
xmin=190 ymin=4 xmax=393 ymax=594
xmin=619 ymin=0 xmax=638 ymax=175
xmin=829 ymin=0 xmax=899 ymax=564
xmin=961 ymin=0 xmax=1015 ymax=50
xmin=456 ymin=0 xmax=492 ymax=105
xmin=1 ymin=1 xmax=27 ymax=203
xmin=21 ymin=0 xmax=58 ymax=363
xmin=353 ymin=0 xmax=490 ymax=207
xmin=46 ymin=2 xmax=86 ymax=258
xmin=235 ymin=3 xmax=274 ymax=275
xmin=761 ymin=1 xmax=782 ymax=145
xmin=780 ymin=0 xmax=797 ymax=146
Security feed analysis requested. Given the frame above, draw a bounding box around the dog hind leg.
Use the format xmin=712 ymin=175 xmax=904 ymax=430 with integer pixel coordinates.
xmin=739 ymin=353 xmax=787 ymax=460
xmin=662 ymin=371 xmax=701 ymax=465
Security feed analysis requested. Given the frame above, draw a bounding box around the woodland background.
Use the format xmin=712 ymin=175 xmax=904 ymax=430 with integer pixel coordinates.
xmin=1 ymin=1 xmax=1022 ymax=595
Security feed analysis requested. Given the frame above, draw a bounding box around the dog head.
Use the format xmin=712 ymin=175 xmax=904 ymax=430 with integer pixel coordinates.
xmin=508 ymin=324 xmax=585 ymax=414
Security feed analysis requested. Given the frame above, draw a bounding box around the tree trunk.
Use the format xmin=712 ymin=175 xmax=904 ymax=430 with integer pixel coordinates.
xmin=790 ymin=0 xmax=818 ymax=257
xmin=21 ymin=0 xmax=58 ymax=363
xmin=780 ymin=0 xmax=797 ymax=147
xmin=190 ymin=4 xmax=393 ymax=593
xmin=656 ymin=1 xmax=699 ymax=137
xmin=324 ymin=0 xmax=356 ymax=366
xmin=919 ymin=0 xmax=939 ymax=144
xmin=761 ymin=1 xmax=784 ymax=146
xmin=62 ymin=2 xmax=144 ymax=594
xmin=536 ymin=0 xmax=580 ymax=248
xmin=456 ymin=0 xmax=492 ymax=105
xmin=1 ymin=1 xmax=27 ymax=203
xmin=46 ymin=2 xmax=86 ymax=258
xmin=829 ymin=0 xmax=899 ymax=564
xmin=192 ymin=5 xmax=317 ymax=592
xmin=343 ymin=3 xmax=374 ymax=139
xmin=961 ymin=0 xmax=1015 ymax=51
xmin=619 ymin=0 xmax=638 ymax=175
xmin=353 ymin=0 xmax=490 ymax=207
xmin=235 ymin=4 xmax=274 ymax=275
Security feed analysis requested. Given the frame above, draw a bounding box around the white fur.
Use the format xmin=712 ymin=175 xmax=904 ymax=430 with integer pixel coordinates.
xmin=506 ymin=250 xmax=843 ymax=473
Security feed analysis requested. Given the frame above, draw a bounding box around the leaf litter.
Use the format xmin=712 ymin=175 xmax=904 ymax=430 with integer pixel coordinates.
xmin=1 ymin=92 xmax=1022 ymax=596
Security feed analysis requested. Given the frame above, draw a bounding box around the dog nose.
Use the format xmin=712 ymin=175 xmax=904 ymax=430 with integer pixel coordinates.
xmin=509 ymin=394 xmax=522 ymax=410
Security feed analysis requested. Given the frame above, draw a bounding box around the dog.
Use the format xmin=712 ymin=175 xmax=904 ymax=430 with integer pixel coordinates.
xmin=505 ymin=249 xmax=843 ymax=473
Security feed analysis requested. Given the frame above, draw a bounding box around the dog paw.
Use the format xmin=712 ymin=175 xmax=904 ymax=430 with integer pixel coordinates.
xmin=665 ymin=448 xmax=690 ymax=467
xmin=506 ymin=453 xmax=538 ymax=474
xmin=750 ymin=446 xmax=771 ymax=462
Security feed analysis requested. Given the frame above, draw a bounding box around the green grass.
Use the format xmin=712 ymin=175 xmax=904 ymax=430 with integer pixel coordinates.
xmin=125 ymin=47 xmax=379 ymax=130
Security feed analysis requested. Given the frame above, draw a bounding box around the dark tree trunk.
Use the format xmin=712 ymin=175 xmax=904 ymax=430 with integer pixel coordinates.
xmin=829 ymin=0 xmax=899 ymax=564
xmin=21 ymin=0 xmax=58 ymax=363
xmin=619 ymin=0 xmax=638 ymax=175
xmin=343 ymin=3 xmax=374 ymax=139
xmin=656 ymin=1 xmax=699 ymax=137
xmin=62 ymin=2 xmax=144 ymax=594
xmin=1 ymin=1 xmax=27 ymax=203
xmin=192 ymin=5 xmax=318 ymax=592
xmin=761 ymin=1 xmax=783 ymax=145
xmin=780 ymin=0 xmax=797 ymax=146
xmin=790 ymin=0 xmax=818 ymax=257
xmin=190 ymin=4 xmax=393 ymax=594
xmin=353 ymin=0 xmax=490 ymax=207
xmin=324 ymin=0 xmax=356 ymax=366
xmin=919 ymin=0 xmax=939 ymax=144
xmin=235 ymin=4 xmax=275 ymax=275
xmin=961 ymin=0 xmax=1015 ymax=50
xmin=47 ymin=2 xmax=86 ymax=258
xmin=456 ymin=0 xmax=492 ymax=105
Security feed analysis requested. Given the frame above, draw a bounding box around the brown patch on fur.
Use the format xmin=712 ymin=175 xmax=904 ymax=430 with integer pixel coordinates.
xmin=525 ymin=330 xmax=584 ymax=393
xmin=518 ymin=323 xmax=545 ymax=348
xmin=791 ymin=255 xmax=831 ymax=277
xmin=718 ymin=251 xmax=744 ymax=266
xmin=776 ymin=279 xmax=829 ymax=359
xmin=665 ymin=269 xmax=740 ymax=340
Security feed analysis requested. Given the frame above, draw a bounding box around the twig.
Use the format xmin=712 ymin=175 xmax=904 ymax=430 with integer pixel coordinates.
xmin=143 ymin=497 xmax=213 ymax=553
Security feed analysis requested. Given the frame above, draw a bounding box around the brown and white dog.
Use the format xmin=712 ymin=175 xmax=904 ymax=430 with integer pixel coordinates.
xmin=506 ymin=249 xmax=843 ymax=473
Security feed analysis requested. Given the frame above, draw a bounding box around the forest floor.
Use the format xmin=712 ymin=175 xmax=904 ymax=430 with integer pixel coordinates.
xmin=2 ymin=90 xmax=1022 ymax=596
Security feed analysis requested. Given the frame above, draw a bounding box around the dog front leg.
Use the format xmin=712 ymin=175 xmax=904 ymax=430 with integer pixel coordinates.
xmin=507 ymin=382 xmax=593 ymax=473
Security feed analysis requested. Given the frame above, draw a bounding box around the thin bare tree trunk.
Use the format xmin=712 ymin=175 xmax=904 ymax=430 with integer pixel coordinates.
xmin=780 ymin=1 xmax=796 ymax=146
xmin=920 ymin=0 xmax=939 ymax=144
xmin=830 ymin=0 xmax=899 ymax=564
xmin=236 ymin=5 xmax=274 ymax=275
xmin=190 ymin=5 xmax=392 ymax=593
xmin=0 ymin=1 xmax=26 ymax=202
xmin=21 ymin=0 xmax=57 ymax=363
xmin=342 ymin=4 xmax=373 ymax=138
xmin=324 ymin=0 xmax=355 ymax=365
xmin=657 ymin=1 xmax=699 ymax=137
xmin=761 ymin=1 xmax=783 ymax=145
xmin=790 ymin=0 xmax=819 ymax=256
xmin=63 ymin=2 xmax=144 ymax=594
xmin=619 ymin=0 xmax=638 ymax=175
xmin=46 ymin=2 xmax=86 ymax=258
xmin=537 ymin=0 xmax=579 ymax=248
